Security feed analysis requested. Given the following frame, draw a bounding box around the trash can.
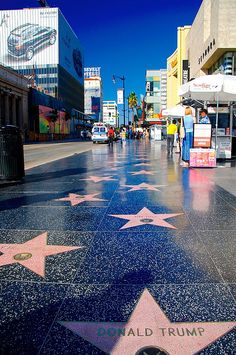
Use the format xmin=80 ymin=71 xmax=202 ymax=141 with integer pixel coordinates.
xmin=0 ymin=125 xmax=25 ymax=181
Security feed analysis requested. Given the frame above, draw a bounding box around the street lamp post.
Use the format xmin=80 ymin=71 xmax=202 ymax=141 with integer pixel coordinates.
xmin=112 ymin=75 xmax=125 ymax=127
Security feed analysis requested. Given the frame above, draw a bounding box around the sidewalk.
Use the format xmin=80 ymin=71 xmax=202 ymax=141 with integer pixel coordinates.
xmin=0 ymin=140 xmax=235 ymax=354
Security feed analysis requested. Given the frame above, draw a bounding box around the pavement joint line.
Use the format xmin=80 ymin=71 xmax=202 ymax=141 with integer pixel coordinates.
xmin=184 ymin=209 xmax=229 ymax=288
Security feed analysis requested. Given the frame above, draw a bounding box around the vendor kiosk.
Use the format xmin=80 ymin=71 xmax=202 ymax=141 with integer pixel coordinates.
xmin=189 ymin=123 xmax=216 ymax=167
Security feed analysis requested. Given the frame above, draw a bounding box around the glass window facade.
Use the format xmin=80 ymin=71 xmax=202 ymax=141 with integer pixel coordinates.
xmin=208 ymin=52 xmax=236 ymax=75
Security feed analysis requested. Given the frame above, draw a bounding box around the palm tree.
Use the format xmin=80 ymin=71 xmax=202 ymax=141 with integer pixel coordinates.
xmin=128 ymin=92 xmax=138 ymax=125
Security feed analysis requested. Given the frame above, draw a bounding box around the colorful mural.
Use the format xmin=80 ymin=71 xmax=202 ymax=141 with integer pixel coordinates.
xmin=39 ymin=105 xmax=70 ymax=134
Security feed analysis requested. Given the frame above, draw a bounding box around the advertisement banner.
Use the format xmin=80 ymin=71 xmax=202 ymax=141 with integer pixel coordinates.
xmin=117 ymin=88 xmax=124 ymax=104
xmin=59 ymin=10 xmax=83 ymax=84
xmin=39 ymin=105 xmax=70 ymax=134
xmin=193 ymin=123 xmax=212 ymax=148
xmin=190 ymin=148 xmax=216 ymax=167
xmin=0 ymin=8 xmax=59 ymax=67
xmin=91 ymin=97 xmax=100 ymax=113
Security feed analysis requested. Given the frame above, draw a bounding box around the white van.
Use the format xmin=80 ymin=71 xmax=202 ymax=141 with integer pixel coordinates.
xmin=92 ymin=123 xmax=108 ymax=144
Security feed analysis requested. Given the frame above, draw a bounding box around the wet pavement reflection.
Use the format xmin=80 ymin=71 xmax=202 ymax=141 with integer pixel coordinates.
xmin=0 ymin=140 xmax=235 ymax=354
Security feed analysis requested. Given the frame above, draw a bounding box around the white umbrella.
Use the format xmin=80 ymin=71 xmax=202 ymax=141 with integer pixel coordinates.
xmin=162 ymin=105 xmax=185 ymax=117
xmin=179 ymin=74 xmax=236 ymax=101
xmin=178 ymin=74 xmax=236 ymax=151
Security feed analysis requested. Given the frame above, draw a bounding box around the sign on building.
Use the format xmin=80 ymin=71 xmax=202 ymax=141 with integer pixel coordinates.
xmin=84 ymin=67 xmax=101 ymax=78
xmin=182 ymin=60 xmax=189 ymax=84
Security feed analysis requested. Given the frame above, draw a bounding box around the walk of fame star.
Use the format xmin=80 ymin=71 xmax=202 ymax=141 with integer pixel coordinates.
xmin=122 ymin=183 xmax=166 ymax=192
xmin=109 ymin=207 xmax=182 ymax=230
xmin=130 ymin=170 xmax=155 ymax=176
xmin=60 ymin=289 xmax=235 ymax=355
xmin=134 ymin=163 xmax=152 ymax=166
xmin=0 ymin=232 xmax=83 ymax=277
xmin=80 ymin=176 xmax=117 ymax=183
xmin=56 ymin=193 xmax=107 ymax=206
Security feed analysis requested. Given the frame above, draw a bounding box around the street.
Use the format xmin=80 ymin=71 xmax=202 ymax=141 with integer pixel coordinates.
xmin=24 ymin=140 xmax=101 ymax=170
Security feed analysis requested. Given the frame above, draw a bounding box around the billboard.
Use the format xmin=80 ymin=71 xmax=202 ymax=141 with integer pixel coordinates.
xmin=59 ymin=10 xmax=83 ymax=84
xmin=0 ymin=8 xmax=59 ymax=67
xmin=39 ymin=105 xmax=70 ymax=134
xmin=0 ymin=8 xmax=83 ymax=84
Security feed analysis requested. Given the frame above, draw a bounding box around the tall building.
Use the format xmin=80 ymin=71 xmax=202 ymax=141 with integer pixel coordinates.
xmin=167 ymin=26 xmax=191 ymax=108
xmin=185 ymin=0 xmax=236 ymax=78
xmin=103 ymin=101 xmax=117 ymax=126
xmin=145 ymin=69 xmax=167 ymax=124
xmin=0 ymin=7 xmax=84 ymax=112
xmin=84 ymin=67 xmax=102 ymax=122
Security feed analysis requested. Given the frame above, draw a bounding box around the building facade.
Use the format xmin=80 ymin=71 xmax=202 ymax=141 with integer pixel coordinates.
xmin=0 ymin=64 xmax=28 ymax=131
xmin=185 ymin=0 xmax=236 ymax=78
xmin=103 ymin=101 xmax=117 ymax=126
xmin=145 ymin=69 xmax=167 ymax=124
xmin=0 ymin=7 xmax=84 ymax=112
xmin=167 ymin=26 xmax=191 ymax=108
xmin=84 ymin=67 xmax=102 ymax=122
xmin=185 ymin=0 xmax=236 ymax=158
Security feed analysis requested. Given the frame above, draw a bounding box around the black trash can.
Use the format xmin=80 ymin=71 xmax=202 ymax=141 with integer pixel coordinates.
xmin=0 ymin=125 xmax=25 ymax=181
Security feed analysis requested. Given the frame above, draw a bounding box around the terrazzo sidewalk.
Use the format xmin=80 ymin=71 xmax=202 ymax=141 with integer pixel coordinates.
xmin=0 ymin=140 xmax=235 ymax=355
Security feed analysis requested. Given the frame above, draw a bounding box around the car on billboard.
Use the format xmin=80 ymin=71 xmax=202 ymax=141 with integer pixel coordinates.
xmin=7 ymin=23 xmax=57 ymax=61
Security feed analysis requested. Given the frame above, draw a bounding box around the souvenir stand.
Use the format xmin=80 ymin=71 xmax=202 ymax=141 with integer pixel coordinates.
xmin=179 ymin=74 xmax=236 ymax=164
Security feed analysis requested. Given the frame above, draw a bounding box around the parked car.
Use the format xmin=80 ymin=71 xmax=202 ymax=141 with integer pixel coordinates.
xmin=7 ymin=23 xmax=57 ymax=61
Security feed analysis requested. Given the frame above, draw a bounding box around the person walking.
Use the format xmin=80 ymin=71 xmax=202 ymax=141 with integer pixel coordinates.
xmin=120 ymin=128 xmax=126 ymax=145
xmin=166 ymin=119 xmax=177 ymax=156
xmin=108 ymin=127 xmax=115 ymax=146
xmin=181 ymin=107 xmax=194 ymax=167
xmin=175 ymin=118 xmax=181 ymax=154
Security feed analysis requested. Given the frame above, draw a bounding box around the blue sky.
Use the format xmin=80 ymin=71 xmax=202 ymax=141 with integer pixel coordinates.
xmin=1 ymin=0 xmax=202 ymax=103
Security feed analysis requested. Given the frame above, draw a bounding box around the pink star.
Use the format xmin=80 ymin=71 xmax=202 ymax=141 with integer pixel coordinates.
xmin=134 ymin=163 xmax=152 ymax=166
xmin=56 ymin=193 xmax=106 ymax=206
xmin=60 ymin=288 xmax=236 ymax=355
xmin=122 ymin=183 xmax=166 ymax=192
xmin=109 ymin=207 xmax=183 ymax=230
xmin=130 ymin=170 xmax=155 ymax=176
xmin=0 ymin=232 xmax=82 ymax=277
xmin=80 ymin=176 xmax=117 ymax=183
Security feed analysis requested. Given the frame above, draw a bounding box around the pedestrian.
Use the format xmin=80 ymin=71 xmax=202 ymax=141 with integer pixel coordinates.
xmin=166 ymin=119 xmax=177 ymax=156
xmin=108 ymin=126 xmax=115 ymax=146
xmin=181 ymin=107 xmax=194 ymax=167
xmin=199 ymin=109 xmax=210 ymax=124
xmin=120 ymin=128 xmax=126 ymax=145
xmin=176 ymin=118 xmax=181 ymax=154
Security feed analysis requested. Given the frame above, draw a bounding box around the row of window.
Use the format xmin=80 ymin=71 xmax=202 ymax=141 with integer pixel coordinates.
xmin=18 ymin=67 xmax=58 ymax=75
xmin=37 ymin=77 xmax=58 ymax=84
